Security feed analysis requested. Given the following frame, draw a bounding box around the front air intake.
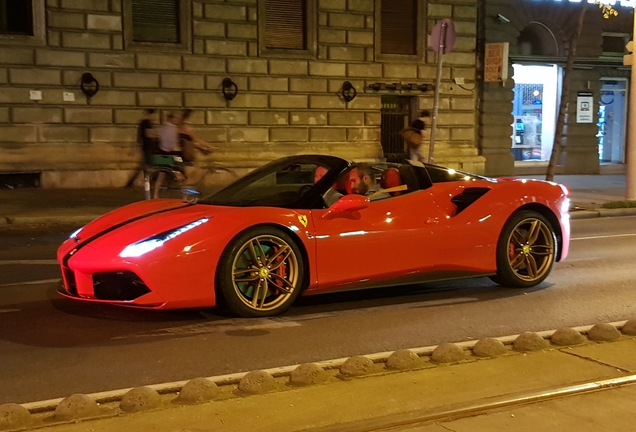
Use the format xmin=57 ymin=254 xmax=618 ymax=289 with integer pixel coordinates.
xmin=92 ymin=271 xmax=151 ymax=301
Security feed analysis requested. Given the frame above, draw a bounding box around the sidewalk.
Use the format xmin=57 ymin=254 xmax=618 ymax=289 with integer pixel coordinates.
xmin=4 ymin=322 xmax=636 ymax=432
xmin=0 ymin=174 xmax=634 ymax=228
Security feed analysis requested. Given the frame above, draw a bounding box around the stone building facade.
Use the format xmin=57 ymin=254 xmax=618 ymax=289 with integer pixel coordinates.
xmin=0 ymin=0 xmax=482 ymax=188
xmin=480 ymin=0 xmax=633 ymax=176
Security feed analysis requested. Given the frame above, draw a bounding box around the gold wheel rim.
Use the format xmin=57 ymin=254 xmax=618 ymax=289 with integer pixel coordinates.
xmin=506 ymin=218 xmax=555 ymax=282
xmin=231 ymin=234 xmax=299 ymax=312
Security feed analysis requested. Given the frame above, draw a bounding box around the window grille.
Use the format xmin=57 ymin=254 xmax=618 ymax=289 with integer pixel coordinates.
xmin=0 ymin=0 xmax=33 ymax=35
xmin=264 ymin=0 xmax=306 ymax=50
xmin=132 ymin=0 xmax=179 ymax=43
xmin=380 ymin=0 xmax=417 ymax=55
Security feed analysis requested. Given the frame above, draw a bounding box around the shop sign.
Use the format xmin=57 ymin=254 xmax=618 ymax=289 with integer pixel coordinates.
xmin=576 ymin=92 xmax=594 ymax=123
xmin=556 ymin=0 xmax=634 ymax=7
xmin=485 ymin=42 xmax=509 ymax=82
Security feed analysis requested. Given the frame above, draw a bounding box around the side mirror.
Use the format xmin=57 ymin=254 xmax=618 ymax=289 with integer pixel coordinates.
xmin=322 ymin=194 xmax=369 ymax=219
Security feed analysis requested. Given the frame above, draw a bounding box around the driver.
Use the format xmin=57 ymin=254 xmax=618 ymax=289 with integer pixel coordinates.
xmin=350 ymin=163 xmax=390 ymax=201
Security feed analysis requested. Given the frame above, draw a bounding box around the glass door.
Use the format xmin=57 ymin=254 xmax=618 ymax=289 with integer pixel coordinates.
xmin=597 ymin=79 xmax=627 ymax=164
xmin=511 ymin=64 xmax=559 ymax=162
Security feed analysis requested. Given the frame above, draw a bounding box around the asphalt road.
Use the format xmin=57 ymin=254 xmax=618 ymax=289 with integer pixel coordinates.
xmin=1 ymin=216 xmax=635 ymax=405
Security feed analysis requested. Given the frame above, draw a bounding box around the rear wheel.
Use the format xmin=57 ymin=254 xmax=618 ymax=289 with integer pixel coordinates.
xmin=490 ymin=210 xmax=557 ymax=288
xmin=216 ymin=227 xmax=305 ymax=317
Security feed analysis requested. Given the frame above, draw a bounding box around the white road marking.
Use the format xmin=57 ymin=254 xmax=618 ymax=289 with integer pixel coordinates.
xmin=0 ymin=278 xmax=60 ymax=288
xmin=113 ymin=297 xmax=477 ymax=340
xmin=112 ymin=319 xmax=302 ymax=339
xmin=571 ymin=233 xmax=636 ymax=241
xmin=0 ymin=309 xmax=20 ymax=314
xmin=0 ymin=260 xmax=58 ymax=265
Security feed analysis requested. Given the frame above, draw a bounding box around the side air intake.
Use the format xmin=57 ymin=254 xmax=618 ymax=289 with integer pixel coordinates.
xmin=451 ymin=188 xmax=490 ymax=214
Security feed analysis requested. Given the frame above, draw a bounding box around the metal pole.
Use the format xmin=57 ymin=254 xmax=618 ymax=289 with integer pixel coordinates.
xmin=627 ymin=13 xmax=636 ymax=200
xmin=428 ymin=22 xmax=447 ymax=164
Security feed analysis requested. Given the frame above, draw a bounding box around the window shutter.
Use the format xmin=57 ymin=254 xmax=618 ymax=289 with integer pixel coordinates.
xmin=132 ymin=0 xmax=180 ymax=43
xmin=0 ymin=0 xmax=33 ymax=35
xmin=265 ymin=0 xmax=306 ymax=50
xmin=381 ymin=0 xmax=417 ymax=55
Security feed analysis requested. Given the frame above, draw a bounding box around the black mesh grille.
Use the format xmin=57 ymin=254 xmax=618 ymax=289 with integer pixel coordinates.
xmin=63 ymin=268 xmax=77 ymax=296
xmin=93 ymin=271 xmax=151 ymax=301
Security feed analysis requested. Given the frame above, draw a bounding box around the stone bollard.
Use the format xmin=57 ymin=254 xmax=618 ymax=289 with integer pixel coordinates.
xmin=176 ymin=378 xmax=219 ymax=404
xmin=587 ymin=323 xmax=621 ymax=342
xmin=120 ymin=387 xmax=162 ymax=413
xmin=472 ymin=338 xmax=507 ymax=358
xmin=55 ymin=394 xmax=99 ymax=421
xmin=551 ymin=328 xmax=586 ymax=346
xmin=513 ymin=332 xmax=548 ymax=352
xmin=621 ymin=319 xmax=636 ymax=336
xmin=0 ymin=404 xmax=32 ymax=431
xmin=386 ymin=350 xmax=420 ymax=370
xmin=431 ymin=343 xmax=465 ymax=363
xmin=238 ymin=371 xmax=277 ymax=394
xmin=290 ymin=363 xmax=328 ymax=386
xmin=339 ymin=356 xmax=375 ymax=377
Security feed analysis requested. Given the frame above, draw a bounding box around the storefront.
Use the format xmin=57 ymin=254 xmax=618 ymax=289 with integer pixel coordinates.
xmin=479 ymin=0 xmax=633 ymax=176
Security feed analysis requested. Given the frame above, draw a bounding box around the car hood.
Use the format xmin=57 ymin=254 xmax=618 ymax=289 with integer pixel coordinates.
xmin=70 ymin=199 xmax=238 ymax=246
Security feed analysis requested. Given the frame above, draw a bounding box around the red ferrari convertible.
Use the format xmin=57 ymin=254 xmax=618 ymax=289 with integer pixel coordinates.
xmin=58 ymin=155 xmax=570 ymax=317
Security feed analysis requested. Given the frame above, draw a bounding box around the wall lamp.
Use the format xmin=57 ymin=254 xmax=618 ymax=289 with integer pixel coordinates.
xmin=340 ymin=81 xmax=357 ymax=102
xmin=80 ymin=72 xmax=100 ymax=98
xmin=222 ymin=78 xmax=239 ymax=101
xmin=496 ymin=13 xmax=511 ymax=24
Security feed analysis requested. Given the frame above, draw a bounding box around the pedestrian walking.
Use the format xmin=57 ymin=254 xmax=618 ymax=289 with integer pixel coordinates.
xmin=125 ymin=108 xmax=158 ymax=188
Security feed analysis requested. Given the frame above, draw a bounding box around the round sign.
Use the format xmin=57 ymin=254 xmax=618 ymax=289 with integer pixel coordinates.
xmin=431 ymin=19 xmax=456 ymax=54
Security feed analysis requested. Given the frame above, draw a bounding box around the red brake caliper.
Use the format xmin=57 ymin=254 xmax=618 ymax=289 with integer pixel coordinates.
xmin=273 ymin=247 xmax=287 ymax=290
xmin=508 ymin=242 xmax=516 ymax=259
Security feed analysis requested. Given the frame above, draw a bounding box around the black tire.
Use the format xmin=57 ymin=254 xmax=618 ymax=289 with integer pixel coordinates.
xmin=216 ymin=226 xmax=305 ymax=317
xmin=490 ymin=210 xmax=557 ymax=288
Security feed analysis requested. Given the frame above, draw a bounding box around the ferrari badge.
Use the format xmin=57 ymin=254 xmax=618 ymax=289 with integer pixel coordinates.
xmin=297 ymin=215 xmax=308 ymax=227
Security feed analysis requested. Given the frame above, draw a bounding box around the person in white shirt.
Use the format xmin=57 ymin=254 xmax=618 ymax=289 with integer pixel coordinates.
xmin=158 ymin=112 xmax=180 ymax=154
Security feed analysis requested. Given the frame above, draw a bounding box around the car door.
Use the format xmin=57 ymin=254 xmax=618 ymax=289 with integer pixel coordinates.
xmin=308 ymin=190 xmax=447 ymax=292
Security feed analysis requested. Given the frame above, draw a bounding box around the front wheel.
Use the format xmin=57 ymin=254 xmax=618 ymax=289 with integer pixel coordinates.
xmin=490 ymin=210 xmax=557 ymax=288
xmin=216 ymin=227 xmax=305 ymax=317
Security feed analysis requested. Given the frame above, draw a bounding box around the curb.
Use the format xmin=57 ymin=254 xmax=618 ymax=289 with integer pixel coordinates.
xmin=2 ymin=214 xmax=103 ymax=227
xmin=569 ymin=207 xmax=636 ymax=219
xmin=2 ymin=319 xmax=634 ymax=432
xmin=1 ymin=206 xmax=635 ymax=228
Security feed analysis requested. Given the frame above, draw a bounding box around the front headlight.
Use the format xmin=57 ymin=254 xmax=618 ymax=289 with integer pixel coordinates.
xmin=119 ymin=218 xmax=209 ymax=258
xmin=69 ymin=227 xmax=84 ymax=241
xmin=560 ymin=198 xmax=571 ymax=214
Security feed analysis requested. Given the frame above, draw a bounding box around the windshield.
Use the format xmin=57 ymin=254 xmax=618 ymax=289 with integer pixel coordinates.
xmin=200 ymin=155 xmax=349 ymax=208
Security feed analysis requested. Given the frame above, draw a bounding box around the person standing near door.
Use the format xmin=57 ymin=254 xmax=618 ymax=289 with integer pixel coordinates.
xmin=400 ymin=119 xmax=426 ymax=163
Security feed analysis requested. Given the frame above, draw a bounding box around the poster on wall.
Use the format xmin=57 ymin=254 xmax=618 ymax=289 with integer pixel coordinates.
xmin=576 ymin=92 xmax=594 ymax=123
xmin=485 ymin=42 xmax=509 ymax=82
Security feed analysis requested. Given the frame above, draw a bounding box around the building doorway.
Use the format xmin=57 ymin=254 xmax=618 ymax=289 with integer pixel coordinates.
xmin=511 ymin=64 xmax=559 ymax=162
xmin=597 ymin=79 xmax=627 ymax=164
xmin=381 ymin=96 xmax=414 ymax=162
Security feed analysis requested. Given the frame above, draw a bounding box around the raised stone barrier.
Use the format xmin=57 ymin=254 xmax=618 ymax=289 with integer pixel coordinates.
xmin=3 ymin=319 xmax=636 ymax=431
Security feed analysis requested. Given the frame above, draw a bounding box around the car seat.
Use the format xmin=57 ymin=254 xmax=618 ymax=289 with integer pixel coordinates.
xmin=381 ymin=167 xmax=403 ymax=196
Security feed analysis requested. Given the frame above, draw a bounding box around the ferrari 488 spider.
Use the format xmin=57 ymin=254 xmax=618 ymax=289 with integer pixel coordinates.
xmin=58 ymin=155 xmax=570 ymax=317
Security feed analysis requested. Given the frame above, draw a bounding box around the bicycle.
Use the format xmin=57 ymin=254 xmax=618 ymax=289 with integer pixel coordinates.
xmin=144 ymin=154 xmax=235 ymax=201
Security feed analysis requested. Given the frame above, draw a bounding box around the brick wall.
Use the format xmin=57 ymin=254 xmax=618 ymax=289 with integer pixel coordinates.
xmin=0 ymin=0 xmax=482 ymax=188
